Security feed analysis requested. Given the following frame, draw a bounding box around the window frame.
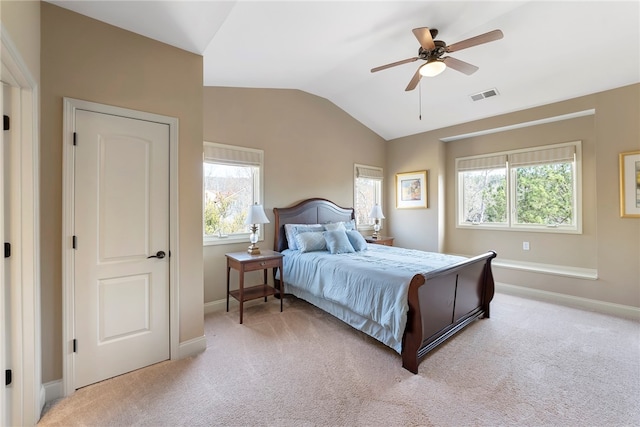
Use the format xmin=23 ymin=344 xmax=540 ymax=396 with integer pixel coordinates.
xmin=455 ymin=141 xmax=582 ymax=234
xmin=354 ymin=163 xmax=384 ymax=232
xmin=203 ymin=141 xmax=265 ymax=246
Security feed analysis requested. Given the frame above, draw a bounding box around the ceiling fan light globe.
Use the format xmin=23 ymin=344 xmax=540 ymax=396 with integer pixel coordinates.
xmin=419 ymin=60 xmax=446 ymax=77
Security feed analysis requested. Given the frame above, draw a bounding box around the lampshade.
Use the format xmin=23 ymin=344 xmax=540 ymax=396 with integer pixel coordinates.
xmin=369 ymin=204 xmax=385 ymax=219
xmin=419 ymin=59 xmax=446 ymax=77
xmin=244 ymin=203 xmax=270 ymax=225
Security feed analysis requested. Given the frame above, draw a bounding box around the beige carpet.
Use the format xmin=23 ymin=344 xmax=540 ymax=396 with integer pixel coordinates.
xmin=39 ymin=292 xmax=640 ymax=426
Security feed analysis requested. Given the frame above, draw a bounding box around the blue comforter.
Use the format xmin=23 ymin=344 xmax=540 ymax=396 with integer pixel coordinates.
xmin=281 ymin=245 xmax=466 ymax=352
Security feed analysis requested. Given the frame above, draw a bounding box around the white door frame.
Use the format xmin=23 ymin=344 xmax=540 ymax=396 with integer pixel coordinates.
xmin=1 ymin=26 xmax=41 ymax=426
xmin=62 ymin=98 xmax=179 ymax=396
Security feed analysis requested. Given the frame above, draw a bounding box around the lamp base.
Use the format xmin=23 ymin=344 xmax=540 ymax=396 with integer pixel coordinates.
xmin=247 ymin=244 xmax=261 ymax=255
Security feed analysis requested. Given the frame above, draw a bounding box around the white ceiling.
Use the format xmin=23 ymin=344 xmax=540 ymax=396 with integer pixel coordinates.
xmin=47 ymin=1 xmax=640 ymax=141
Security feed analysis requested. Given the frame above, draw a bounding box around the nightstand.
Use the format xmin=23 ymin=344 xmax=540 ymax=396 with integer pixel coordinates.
xmin=365 ymin=236 xmax=394 ymax=246
xmin=225 ymin=250 xmax=284 ymax=324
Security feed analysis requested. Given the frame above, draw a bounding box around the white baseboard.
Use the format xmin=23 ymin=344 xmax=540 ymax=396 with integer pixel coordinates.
xmin=496 ymin=282 xmax=640 ymax=320
xmin=43 ymin=379 xmax=64 ymax=405
xmin=176 ymin=335 xmax=207 ymax=359
xmin=40 ymin=384 xmax=46 ymax=414
xmin=492 ymin=258 xmax=598 ymax=280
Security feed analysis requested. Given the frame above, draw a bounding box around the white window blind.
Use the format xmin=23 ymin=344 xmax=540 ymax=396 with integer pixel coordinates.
xmin=508 ymin=145 xmax=575 ymax=167
xmin=457 ymin=154 xmax=507 ymax=171
xmin=204 ymin=142 xmax=262 ymax=166
xmin=356 ymin=165 xmax=384 ymax=180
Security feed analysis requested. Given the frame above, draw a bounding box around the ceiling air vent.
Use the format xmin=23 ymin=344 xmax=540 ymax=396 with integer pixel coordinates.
xmin=470 ymin=88 xmax=499 ymax=102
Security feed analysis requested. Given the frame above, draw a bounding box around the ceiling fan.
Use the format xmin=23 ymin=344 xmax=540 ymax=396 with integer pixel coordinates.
xmin=371 ymin=27 xmax=504 ymax=91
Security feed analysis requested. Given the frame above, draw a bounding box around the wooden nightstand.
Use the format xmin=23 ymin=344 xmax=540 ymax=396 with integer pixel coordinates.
xmin=365 ymin=236 xmax=394 ymax=246
xmin=225 ymin=250 xmax=284 ymax=324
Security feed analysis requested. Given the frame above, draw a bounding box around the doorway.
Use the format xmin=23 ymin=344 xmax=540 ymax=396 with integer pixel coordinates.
xmin=62 ymin=98 xmax=179 ymax=395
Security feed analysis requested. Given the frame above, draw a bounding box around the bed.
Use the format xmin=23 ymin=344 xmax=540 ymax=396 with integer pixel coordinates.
xmin=273 ymin=198 xmax=497 ymax=373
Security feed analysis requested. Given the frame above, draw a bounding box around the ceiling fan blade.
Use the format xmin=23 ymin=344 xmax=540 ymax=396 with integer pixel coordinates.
xmin=405 ymin=67 xmax=422 ymax=91
xmin=371 ymin=57 xmax=419 ymax=73
xmin=412 ymin=27 xmax=436 ymax=51
xmin=446 ymin=29 xmax=503 ymax=53
xmin=442 ymin=56 xmax=479 ymax=75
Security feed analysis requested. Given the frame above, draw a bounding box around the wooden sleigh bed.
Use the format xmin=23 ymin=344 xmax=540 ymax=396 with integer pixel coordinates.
xmin=273 ymin=198 xmax=497 ymax=373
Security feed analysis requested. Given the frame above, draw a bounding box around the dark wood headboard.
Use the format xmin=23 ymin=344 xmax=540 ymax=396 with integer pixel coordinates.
xmin=272 ymin=198 xmax=355 ymax=252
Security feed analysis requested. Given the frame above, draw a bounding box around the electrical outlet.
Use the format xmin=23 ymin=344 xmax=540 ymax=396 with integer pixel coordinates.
xmin=523 ymin=241 xmax=530 ymax=251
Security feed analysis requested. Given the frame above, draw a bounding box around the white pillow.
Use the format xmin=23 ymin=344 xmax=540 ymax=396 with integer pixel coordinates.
xmin=295 ymin=231 xmax=327 ymax=253
xmin=324 ymin=230 xmax=355 ymax=254
xmin=284 ymin=224 xmax=323 ymax=250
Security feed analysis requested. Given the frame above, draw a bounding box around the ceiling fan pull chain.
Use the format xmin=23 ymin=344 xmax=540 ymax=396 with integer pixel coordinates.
xmin=419 ymin=81 xmax=422 ymax=120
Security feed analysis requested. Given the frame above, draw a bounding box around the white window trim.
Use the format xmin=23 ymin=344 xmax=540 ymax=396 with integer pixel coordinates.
xmin=203 ymin=141 xmax=265 ymax=246
xmin=456 ymin=140 xmax=582 ymax=234
xmin=354 ymin=163 xmax=384 ymax=232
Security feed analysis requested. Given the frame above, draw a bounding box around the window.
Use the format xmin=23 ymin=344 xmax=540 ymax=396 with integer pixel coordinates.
xmin=456 ymin=141 xmax=581 ymax=233
xmin=203 ymin=142 xmax=264 ymax=245
xmin=354 ymin=164 xmax=383 ymax=230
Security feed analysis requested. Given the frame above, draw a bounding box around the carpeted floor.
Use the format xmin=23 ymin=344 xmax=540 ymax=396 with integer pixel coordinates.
xmin=39 ymin=292 xmax=640 ymax=426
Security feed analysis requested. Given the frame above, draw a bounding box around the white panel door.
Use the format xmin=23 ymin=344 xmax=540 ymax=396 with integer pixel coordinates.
xmin=74 ymin=109 xmax=169 ymax=389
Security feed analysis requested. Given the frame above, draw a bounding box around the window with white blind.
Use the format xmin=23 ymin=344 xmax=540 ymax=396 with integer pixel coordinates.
xmin=203 ymin=142 xmax=264 ymax=245
xmin=456 ymin=141 xmax=581 ymax=233
xmin=354 ymin=164 xmax=384 ymax=231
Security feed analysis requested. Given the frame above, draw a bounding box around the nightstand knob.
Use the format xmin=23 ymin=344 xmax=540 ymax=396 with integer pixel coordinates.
xmin=260 ymin=261 xmax=266 ymax=266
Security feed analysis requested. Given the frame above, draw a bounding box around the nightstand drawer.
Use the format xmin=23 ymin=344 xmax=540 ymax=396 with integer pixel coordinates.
xmin=242 ymin=257 xmax=281 ymax=272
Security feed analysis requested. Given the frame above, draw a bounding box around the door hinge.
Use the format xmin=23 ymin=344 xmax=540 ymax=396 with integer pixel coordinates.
xmin=3 ymin=115 xmax=9 ymax=131
xmin=73 ymin=339 xmax=77 ymax=353
xmin=5 ymin=369 xmax=11 ymax=386
xmin=72 ymin=235 xmax=77 ymax=249
xmin=73 ymin=132 xmax=77 ymax=146
xmin=4 ymin=242 xmax=10 ymax=258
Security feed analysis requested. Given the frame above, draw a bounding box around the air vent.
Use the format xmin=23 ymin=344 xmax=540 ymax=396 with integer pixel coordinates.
xmin=470 ymin=88 xmax=499 ymax=102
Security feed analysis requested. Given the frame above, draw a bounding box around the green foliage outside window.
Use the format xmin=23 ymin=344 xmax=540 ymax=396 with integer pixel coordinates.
xmin=461 ymin=162 xmax=574 ymax=227
xmin=461 ymin=169 xmax=507 ymax=223
xmin=514 ymin=163 xmax=573 ymax=225
xmin=204 ymin=191 xmax=248 ymax=237
xmin=203 ymin=163 xmax=254 ymax=237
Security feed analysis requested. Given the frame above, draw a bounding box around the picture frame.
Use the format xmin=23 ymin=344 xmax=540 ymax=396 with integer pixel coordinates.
xmin=619 ymin=150 xmax=640 ymax=218
xmin=396 ymin=170 xmax=428 ymax=209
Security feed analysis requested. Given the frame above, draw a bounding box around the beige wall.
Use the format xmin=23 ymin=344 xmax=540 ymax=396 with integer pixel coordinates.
xmin=386 ymin=84 xmax=640 ymax=308
xmin=202 ymin=87 xmax=386 ymax=303
xmin=40 ymin=3 xmax=204 ymax=382
xmin=1 ymin=0 xmax=41 ymax=84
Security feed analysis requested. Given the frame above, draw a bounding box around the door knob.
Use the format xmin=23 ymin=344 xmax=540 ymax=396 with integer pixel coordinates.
xmin=147 ymin=250 xmax=166 ymax=259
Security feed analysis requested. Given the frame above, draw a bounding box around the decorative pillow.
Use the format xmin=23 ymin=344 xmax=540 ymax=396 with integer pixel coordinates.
xmin=343 ymin=219 xmax=356 ymax=231
xmin=324 ymin=230 xmax=355 ymax=254
xmin=324 ymin=222 xmax=346 ymax=232
xmin=284 ymin=224 xmax=323 ymax=250
xmin=346 ymin=230 xmax=368 ymax=252
xmin=295 ymin=231 xmax=327 ymax=253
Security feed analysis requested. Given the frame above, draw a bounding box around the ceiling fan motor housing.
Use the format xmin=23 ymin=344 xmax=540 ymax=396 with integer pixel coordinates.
xmin=418 ymin=40 xmax=447 ymax=60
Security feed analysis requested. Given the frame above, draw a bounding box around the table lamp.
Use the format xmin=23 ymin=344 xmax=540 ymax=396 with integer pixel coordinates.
xmin=369 ymin=204 xmax=385 ymax=239
xmin=244 ymin=203 xmax=270 ymax=255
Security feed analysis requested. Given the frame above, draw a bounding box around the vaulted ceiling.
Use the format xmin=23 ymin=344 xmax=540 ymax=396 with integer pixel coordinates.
xmin=47 ymin=1 xmax=640 ymax=140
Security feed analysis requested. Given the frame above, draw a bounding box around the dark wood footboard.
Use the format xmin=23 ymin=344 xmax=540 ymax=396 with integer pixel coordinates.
xmin=401 ymin=251 xmax=497 ymax=373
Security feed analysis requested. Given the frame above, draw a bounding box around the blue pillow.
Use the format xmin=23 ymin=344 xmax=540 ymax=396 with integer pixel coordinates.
xmin=324 ymin=230 xmax=355 ymax=254
xmin=324 ymin=222 xmax=347 ymax=232
xmin=295 ymin=231 xmax=327 ymax=253
xmin=285 ymin=224 xmax=324 ymax=250
xmin=346 ymin=230 xmax=368 ymax=252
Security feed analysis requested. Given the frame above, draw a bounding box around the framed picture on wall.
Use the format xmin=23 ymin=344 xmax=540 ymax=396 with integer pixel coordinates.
xmin=619 ymin=150 xmax=640 ymax=218
xmin=396 ymin=170 xmax=428 ymax=209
